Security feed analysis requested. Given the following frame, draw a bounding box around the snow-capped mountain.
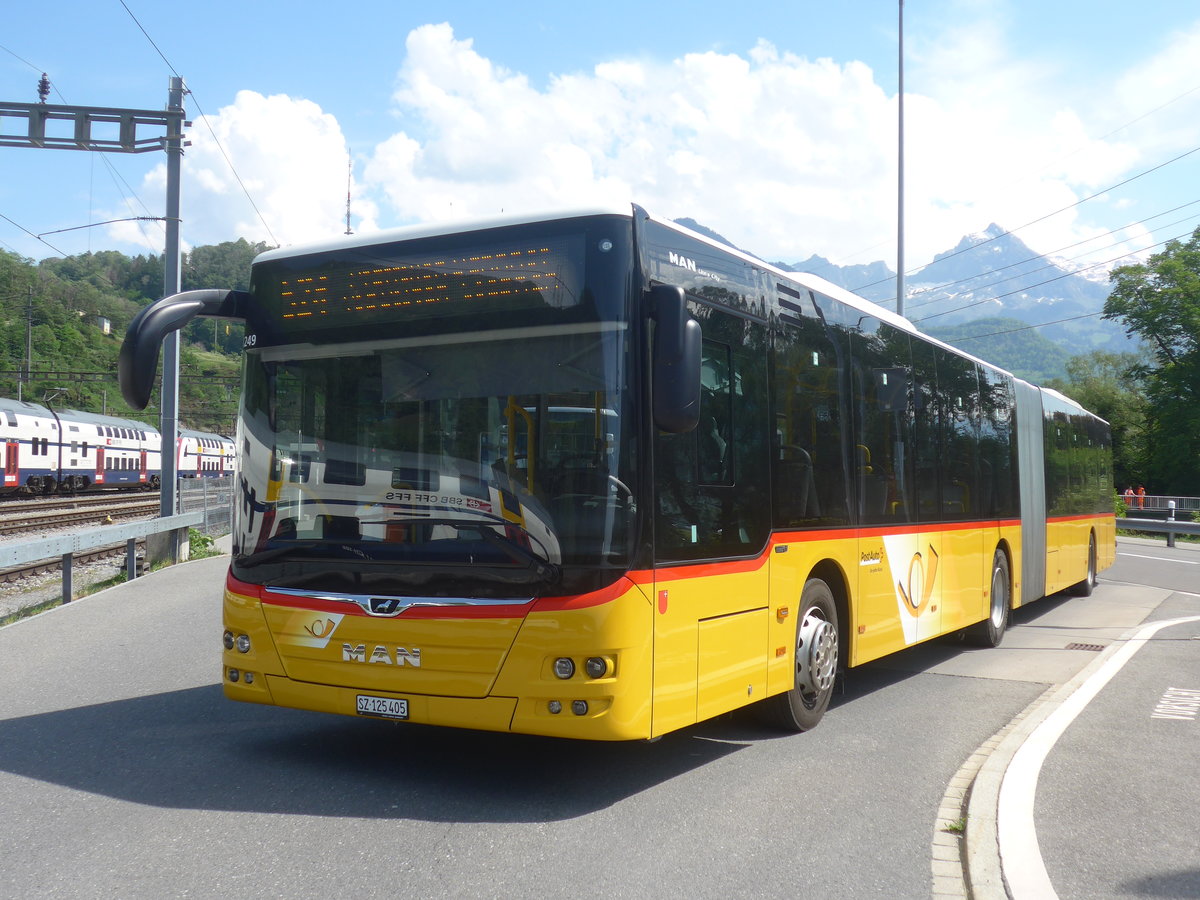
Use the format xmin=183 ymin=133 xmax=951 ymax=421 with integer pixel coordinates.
xmin=774 ymin=223 xmax=1129 ymax=357
xmin=672 ymin=216 xmax=1132 ymax=379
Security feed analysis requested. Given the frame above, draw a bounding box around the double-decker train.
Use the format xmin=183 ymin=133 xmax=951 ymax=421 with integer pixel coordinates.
xmin=0 ymin=396 xmax=235 ymax=495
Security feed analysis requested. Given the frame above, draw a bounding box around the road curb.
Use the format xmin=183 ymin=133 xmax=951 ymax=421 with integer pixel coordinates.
xmin=932 ymin=684 xmax=1054 ymax=898
xmin=961 ymin=621 xmax=1153 ymax=899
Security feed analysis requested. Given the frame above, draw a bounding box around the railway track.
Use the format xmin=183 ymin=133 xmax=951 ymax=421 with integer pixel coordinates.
xmin=1 ymin=483 xmax=232 ymax=608
xmin=0 ymin=495 xmax=160 ymax=537
xmin=0 ymin=541 xmax=145 ymax=585
xmin=0 ymin=493 xmax=161 ymax=591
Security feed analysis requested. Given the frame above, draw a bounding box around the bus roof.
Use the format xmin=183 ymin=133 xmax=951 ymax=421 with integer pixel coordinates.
xmin=252 ymin=202 xmax=916 ymax=331
xmin=252 ymin=202 xmax=637 ymax=264
xmin=246 ymin=203 xmax=1026 ymax=389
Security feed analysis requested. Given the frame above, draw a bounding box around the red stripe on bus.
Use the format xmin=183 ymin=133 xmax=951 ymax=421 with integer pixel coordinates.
xmin=228 ymin=569 xmax=638 ymax=618
xmin=1046 ymin=512 xmax=1114 ymax=525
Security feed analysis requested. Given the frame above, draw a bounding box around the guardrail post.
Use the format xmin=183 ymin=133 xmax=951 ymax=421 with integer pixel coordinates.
xmin=61 ymin=552 xmax=73 ymax=603
xmin=127 ymin=538 xmax=138 ymax=580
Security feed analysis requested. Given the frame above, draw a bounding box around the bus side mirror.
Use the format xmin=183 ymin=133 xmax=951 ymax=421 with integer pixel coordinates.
xmin=649 ymin=284 xmax=701 ymax=433
xmin=119 ymin=289 xmax=249 ymax=410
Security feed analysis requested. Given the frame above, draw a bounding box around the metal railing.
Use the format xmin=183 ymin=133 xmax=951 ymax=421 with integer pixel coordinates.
xmin=0 ymin=512 xmax=204 ymax=605
xmin=1121 ymin=494 xmax=1200 ymax=515
xmin=177 ymin=476 xmax=234 ymax=535
xmin=1117 ymin=513 xmax=1200 ymax=548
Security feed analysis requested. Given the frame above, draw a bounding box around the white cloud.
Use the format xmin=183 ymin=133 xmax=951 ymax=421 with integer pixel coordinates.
xmin=105 ymin=16 xmax=1200 ymax=279
xmin=108 ymin=90 xmax=379 ymax=252
xmin=361 ymin=20 xmax=1169 ymax=272
xmin=365 ymin=24 xmax=908 ymax=264
xmin=1109 ymin=21 xmax=1200 ymax=156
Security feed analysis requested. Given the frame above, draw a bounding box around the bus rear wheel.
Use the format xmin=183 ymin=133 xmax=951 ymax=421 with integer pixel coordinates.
xmin=1070 ymin=533 xmax=1097 ymax=597
xmin=966 ymin=550 xmax=1010 ymax=647
xmin=758 ymin=577 xmax=839 ymax=732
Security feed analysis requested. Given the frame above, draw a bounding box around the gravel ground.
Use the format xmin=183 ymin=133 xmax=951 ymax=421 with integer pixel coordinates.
xmin=0 ymin=557 xmax=132 ymax=620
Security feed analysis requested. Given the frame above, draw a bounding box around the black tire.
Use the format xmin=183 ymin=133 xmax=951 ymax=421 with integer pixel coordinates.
xmin=1070 ymin=533 xmax=1097 ymax=597
xmin=966 ymin=550 xmax=1010 ymax=648
xmin=758 ymin=577 xmax=839 ymax=732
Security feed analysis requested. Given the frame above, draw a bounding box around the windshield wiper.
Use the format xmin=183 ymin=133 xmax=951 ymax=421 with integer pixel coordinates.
xmin=371 ymin=514 xmax=562 ymax=583
xmin=472 ymin=523 xmax=560 ymax=581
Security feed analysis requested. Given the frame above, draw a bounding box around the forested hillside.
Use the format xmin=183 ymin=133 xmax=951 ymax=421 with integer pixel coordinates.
xmin=0 ymin=239 xmax=265 ymax=434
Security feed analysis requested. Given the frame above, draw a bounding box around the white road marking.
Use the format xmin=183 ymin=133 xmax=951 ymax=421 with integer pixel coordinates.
xmin=997 ymin=615 xmax=1200 ymax=899
xmin=1118 ymin=552 xmax=1199 ymax=565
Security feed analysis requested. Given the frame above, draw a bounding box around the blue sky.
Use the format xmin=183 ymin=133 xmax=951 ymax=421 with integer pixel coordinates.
xmin=2 ymin=0 xmax=1199 ymax=282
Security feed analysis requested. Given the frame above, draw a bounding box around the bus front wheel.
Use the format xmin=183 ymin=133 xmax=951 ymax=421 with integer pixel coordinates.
xmin=758 ymin=577 xmax=839 ymax=732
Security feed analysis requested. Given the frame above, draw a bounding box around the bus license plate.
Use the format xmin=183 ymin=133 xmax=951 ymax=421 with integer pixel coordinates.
xmin=356 ymin=695 xmax=408 ymax=720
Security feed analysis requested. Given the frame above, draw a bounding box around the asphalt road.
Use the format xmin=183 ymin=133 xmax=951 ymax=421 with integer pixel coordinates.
xmin=0 ymin=539 xmax=1192 ymax=899
xmin=1016 ymin=539 xmax=1200 ymax=900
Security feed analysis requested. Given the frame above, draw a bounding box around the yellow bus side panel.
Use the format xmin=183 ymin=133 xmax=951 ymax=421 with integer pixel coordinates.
xmin=939 ymin=526 xmax=985 ymax=635
xmin=1045 ymin=515 xmax=1114 ymax=596
xmin=1097 ymin=516 xmax=1116 ymax=572
xmin=852 ymin=524 xmax=1017 ymax=666
xmin=696 ymin=609 xmax=768 ymax=722
xmin=650 ymin=563 xmax=769 ymax=738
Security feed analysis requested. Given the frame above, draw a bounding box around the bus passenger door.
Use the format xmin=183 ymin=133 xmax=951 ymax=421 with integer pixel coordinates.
xmin=650 ymin=319 xmax=773 ymax=736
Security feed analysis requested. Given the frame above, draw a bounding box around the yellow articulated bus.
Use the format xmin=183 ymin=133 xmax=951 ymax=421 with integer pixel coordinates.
xmin=119 ymin=204 xmax=1115 ymax=740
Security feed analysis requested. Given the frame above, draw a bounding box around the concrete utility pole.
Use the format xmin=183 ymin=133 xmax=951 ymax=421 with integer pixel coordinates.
xmin=160 ymin=76 xmax=185 ymax=518
xmin=1 ymin=76 xmax=188 ymax=516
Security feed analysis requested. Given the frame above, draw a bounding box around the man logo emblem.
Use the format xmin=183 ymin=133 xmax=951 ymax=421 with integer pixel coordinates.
xmin=368 ymin=597 xmax=403 ymax=616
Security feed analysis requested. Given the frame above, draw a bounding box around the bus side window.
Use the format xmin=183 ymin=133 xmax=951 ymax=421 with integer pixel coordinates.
xmin=852 ymin=321 xmax=914 ymax=526
xmin=773 ymin=306 xmax=849 ymax=528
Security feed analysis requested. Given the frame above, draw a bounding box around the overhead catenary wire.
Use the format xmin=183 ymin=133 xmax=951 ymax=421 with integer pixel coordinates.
xmin=118 ymin=1 xmax=280 ymax=247
xmin=911 ymin=226 xmax=1198 ymax=325
xmin=898 ymin=204 xmax=1200 ymax=313
xmin=852 ymin=142 xmax=1200 ymax=294
xmin=0 ymin=41 xmax=164 ymax=254
xmin=814 ymin=80 xmax=1200 ymax=279
xmin=0 ymin=211 xmax=68 ymax=256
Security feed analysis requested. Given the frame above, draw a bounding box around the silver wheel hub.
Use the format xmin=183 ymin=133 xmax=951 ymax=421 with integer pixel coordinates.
xmin=797 ymin=609 xmax=838 ymax=696
xmin=990 ymin=565 xmax=1007 ymax=627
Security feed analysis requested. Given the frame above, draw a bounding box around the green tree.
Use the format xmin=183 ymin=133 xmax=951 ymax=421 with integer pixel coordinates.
xmin=179 ymin=238 xmax=266 ymax=353
xmin=1104 ymin=226 xmax=1200 ymax=494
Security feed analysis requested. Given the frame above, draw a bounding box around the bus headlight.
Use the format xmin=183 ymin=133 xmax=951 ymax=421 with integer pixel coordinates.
xmin=585 ymin=656 xmax=610 ymax=678
xmin=235 ymin=634 xmax=251 ymax=654
xmin=553 ymin=657 xmax=575 ymax=679
xmin=222 ymin=630 xmax=235 ymax=650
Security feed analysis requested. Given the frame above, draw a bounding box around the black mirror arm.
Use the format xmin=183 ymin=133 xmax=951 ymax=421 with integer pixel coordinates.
xmin=118 ymin=289 xmax=250 ymax=410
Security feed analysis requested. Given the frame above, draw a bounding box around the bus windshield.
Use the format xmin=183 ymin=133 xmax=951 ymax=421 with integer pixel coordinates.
xmin=232 ymin=322 xmax=636 ymax=597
